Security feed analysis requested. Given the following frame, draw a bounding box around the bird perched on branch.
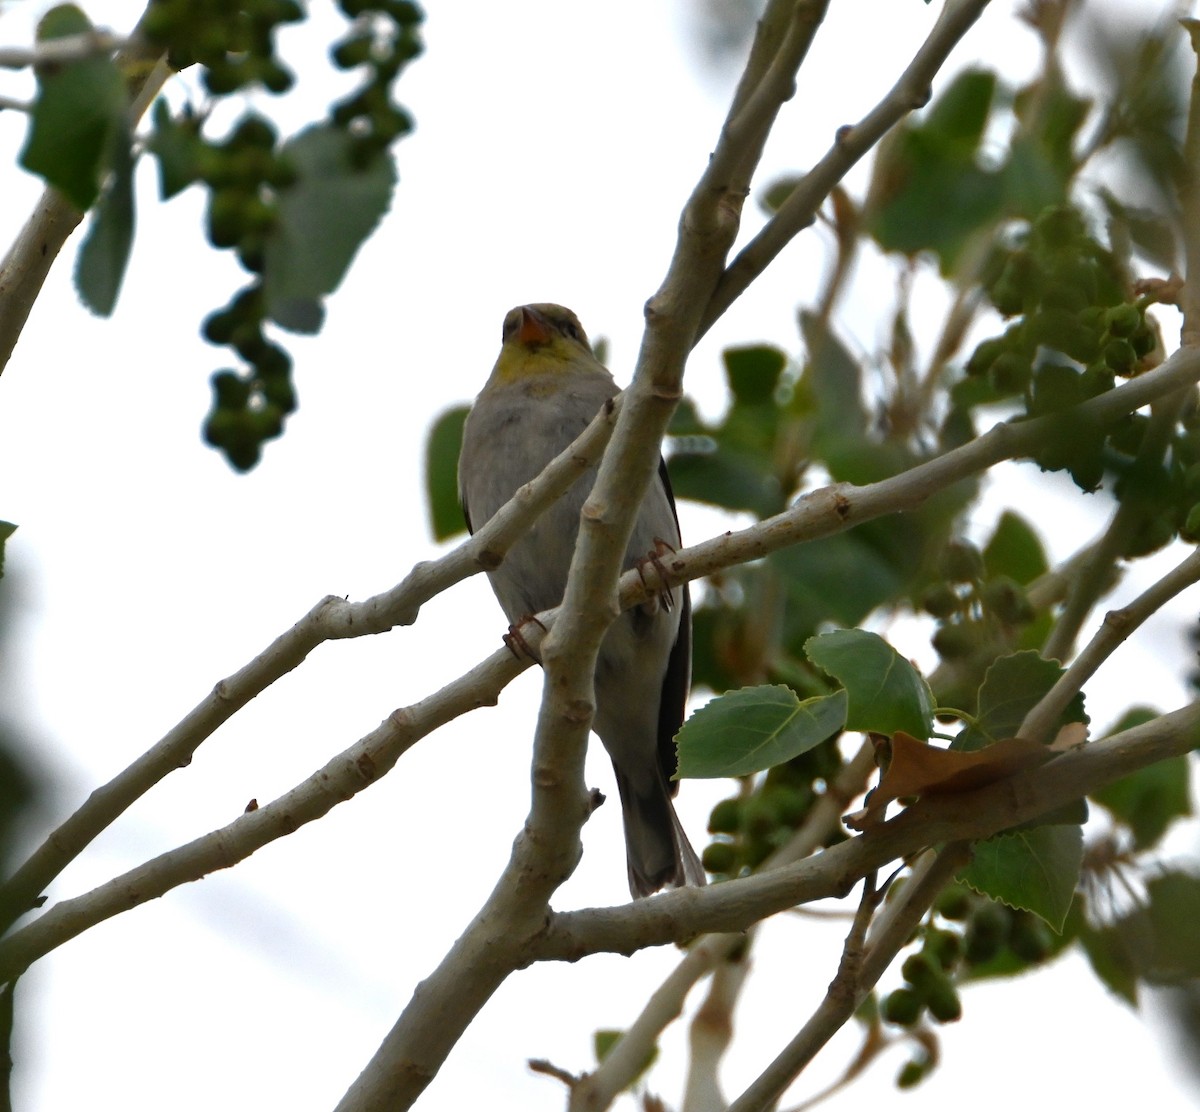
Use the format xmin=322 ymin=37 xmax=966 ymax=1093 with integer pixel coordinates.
xmin=458 ymin=303 xmax=705 ymax=898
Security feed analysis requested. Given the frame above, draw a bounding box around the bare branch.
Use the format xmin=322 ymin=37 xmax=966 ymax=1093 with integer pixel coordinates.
xmin=0 ymin=397 xmax=618 ymax=931
xmin=336 ymin=6 xmax=855 ymax=1105
xmin=0 ymin=633 xmax=534 ymax=984
xmin=725 ymin=846 xmax=970 ymax=1112
xmin=536 ymin=701 xmax=1200 ymax=958
xmin=0 ymin=22 xmax=168 ymax=375
xmin=572 ymin=742 xmax=876 ymax=1112
xmin=0 ymin=29 xmax=127 ymax=69
xmin=1021 ymin=546 xmax=1200 ymax=743
xmin=698 ymin=0 xmax=995 ymax=339
xmin=681 ymin=947 xmax=751 ymax=1112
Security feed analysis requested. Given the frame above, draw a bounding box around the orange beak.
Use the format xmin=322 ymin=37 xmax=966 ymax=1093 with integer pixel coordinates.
xmin=516 ymin=306 xmax=553 ymax=346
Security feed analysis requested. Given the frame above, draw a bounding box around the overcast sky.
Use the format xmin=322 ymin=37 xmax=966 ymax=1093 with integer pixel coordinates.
xmin=0 ymin=1 xmax=1197 ymax=1109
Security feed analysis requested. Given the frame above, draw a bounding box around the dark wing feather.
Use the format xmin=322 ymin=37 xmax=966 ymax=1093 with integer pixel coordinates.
xmin=654 ymin=455 xmax=691 ymax=795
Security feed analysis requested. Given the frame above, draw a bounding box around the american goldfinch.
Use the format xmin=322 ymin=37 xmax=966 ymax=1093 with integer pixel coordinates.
xmin=458 ymin=303 xmax=705 ymax=898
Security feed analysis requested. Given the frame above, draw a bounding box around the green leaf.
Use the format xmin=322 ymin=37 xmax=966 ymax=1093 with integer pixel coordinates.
xmin=867 ymin=71 xmax=1006 ymax=270
xmin=426 ymin=405 xmax=469 ymax=541
xmin=954 ymin=650 xmax=1087 ymax=751
xmin=798 ymin=313 xmax=866 ymax=449
xmin=593 ymin=1029 xmax=657 ymax=1087
xmin=921 ymin=69 xmax=997 ymax=157
xmin=20 ymin=5 xmax=127 ymax=211
xmin=0 ymin=522 xmax=16 ymax=580
xmin=676 ymin=686 xmax=847 ymax=779
xmin=667 ymin=444 xmax=783 ymax=518
xmin=263 ymin=125 xmax=397 ymax=333
xmin=1070 ymin=898 xmax=1141 ymax=1005
xmin=149 ymin=99 xmax=202 ymax=199
xmin=960 ymin=823 xmax=1083 ymax=931
xmin=771 ymin=534 xmax=907 ymax=630
xmin=74 ymin=118 xmax=135 ymax=316
xmin=1093 ymin=721 xmax=1191 ymax=851
xmin=1143 ymin=871 xmax=1200 ymax=981
xmin=723 ymin=345 xmax=786 ymax=406
xmin=805 ymin=629 xmax=934 ymax=739
xmin=982 ymin=511 xmax=1049 ymax=585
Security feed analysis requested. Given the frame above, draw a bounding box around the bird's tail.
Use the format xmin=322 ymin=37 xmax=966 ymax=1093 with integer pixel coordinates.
xmin=614 ymin=767 xmax=706 ymax=899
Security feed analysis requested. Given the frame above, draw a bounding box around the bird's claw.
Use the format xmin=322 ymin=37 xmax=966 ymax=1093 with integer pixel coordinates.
xmin=634 ymin=538 xmax=678 ymax=612
xmin=503 ymin=615 xmax=547 ymax=660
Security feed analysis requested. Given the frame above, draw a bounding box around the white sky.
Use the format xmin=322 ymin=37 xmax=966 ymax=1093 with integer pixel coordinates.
xmin=0 ymin=0 xmax=1197 ymax=1109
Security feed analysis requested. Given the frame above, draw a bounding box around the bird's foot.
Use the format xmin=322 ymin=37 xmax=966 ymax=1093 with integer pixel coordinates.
xmin=503 ymin=614 xmax=547 ymax=661
xmin=634 ymin=538 xmax=678 ymax=612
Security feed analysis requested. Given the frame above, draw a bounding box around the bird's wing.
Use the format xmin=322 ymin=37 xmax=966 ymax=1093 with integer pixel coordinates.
xmin=655 ymin=456 xmax=691 ymax=795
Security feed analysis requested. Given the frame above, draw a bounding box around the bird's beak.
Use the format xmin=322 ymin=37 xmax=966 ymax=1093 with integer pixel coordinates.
xmin=516 ymin=306 xmax=553 ymax=346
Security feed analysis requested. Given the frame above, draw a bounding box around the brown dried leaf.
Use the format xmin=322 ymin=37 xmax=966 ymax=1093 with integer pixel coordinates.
xmin=846 ymin=731 xmax=1057 ymax=831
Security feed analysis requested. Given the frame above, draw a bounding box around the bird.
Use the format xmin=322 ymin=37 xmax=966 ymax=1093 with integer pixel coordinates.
xmin=458 ymin=303 xmax=705 ymax=898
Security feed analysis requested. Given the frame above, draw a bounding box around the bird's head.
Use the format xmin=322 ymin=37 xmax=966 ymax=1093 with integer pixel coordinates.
xmin=490 ymin=303 xmax=598 ymax=382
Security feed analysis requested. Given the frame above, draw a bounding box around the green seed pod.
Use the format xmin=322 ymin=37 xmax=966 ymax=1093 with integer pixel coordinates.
xmin=901 ymin=952 xmax=939 ymax=990
xmin=206 ymin=189 xmax=250 ymax=248
xmin=931 ymin=621 xmax=977 ymax=661
xmin=989 ymin=351 xmax=1033 ymax=395
xmin=232 ymin=114 xmax=278 ymax=151
xmin=897 ymin=1058 xmax=929 ymax=1089
xmin=882 ymin=987 xmax=923 ymax=1027
xmin=1181 ymin=503 xmax=1200 ymax=544
xmin=333 ymin=33 xmax=375 ymax=69
xmin=1103 ymin=337 xmax=1138 ymax=375
xmin=1030 ymin=362 xmax=1082 ymax=416
xmin=920 ymin=583 xmax=961 ymax=619
xmin=925 ymin=927 xmax=963 ymax=971
xmin=701 ymin=841 xmax=737 ymax=875
xmin=211 ymin=369 xmax=251 ymax=409
xmin=964 ymin=901 xmax=1011 ymax=965
xmin=1104 ymin=303 xmax=1142 ymax=338
xmin=1131 ymin=325 xmax=1157 ymax=359
xmin=1009 ymin=913 xmax=1055 ymax=963
xmin=981 ymin=576 xmax=1034 ymax=625
xmin=708 ymin=797 xmax=742 ymax=835
xmin=939 ymin=540 xmax=984 ymax=584
xmin=925 ymin=977 xmax=962 ymax=1023
xmin=1080 ymin=364 xmax=1115 ymax=398
xmin=936 ymin=885 xmax=972 ymax=921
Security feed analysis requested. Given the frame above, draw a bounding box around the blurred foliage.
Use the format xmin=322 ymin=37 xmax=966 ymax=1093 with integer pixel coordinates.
xmin=16 ymin=1 xmax=424 ymax=470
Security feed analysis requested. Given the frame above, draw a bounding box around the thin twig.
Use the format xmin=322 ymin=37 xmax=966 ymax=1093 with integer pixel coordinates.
xmin=697 ymin=0 xmax=995 ymax=340
xmin=0 ymin=30 xmax=127 ymax=69
xmin=562 ymin=740 xmax=875 ymax=1111
xmin=0 ymin=17 xmax=168 ymax=375
xmin=725 ymin=845 xmax=969 ymax=1112
xmin=535 ymin=702 xmax=1200 ymax=960
xmin=0 ymin=397 xmax=620 ymax=932
xmin=3 ymin=341 xmax=1197 ymax=957
xmin=1020 ymin=547 xmax=1200 ymax=743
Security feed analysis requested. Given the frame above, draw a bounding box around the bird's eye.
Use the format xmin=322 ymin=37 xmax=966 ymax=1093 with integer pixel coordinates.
xmin=560 ymin=319 xmax=582 ymax=342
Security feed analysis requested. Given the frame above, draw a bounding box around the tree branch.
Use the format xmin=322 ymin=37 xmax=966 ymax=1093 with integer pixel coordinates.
xmin=536 ymin=701 xmax=1200 ymax=959
xmin=725 ymin=844 xmax=970 ymax=1112
xmin=697 ymin=0 xmax=994 ymax=339
xmin=0 ymin=631 xmax=538 ymax=985
xmin=569 ymin=741 xmax=875 ymax=1112
xmin=1021 ymin=546 xmax=1200 ymax=743
xmin=0 ymin=29 xmax=127 ymax=69
xmin=336 ymin=7 xmax=842 ymax=1106
xmin=0 ymin=397 xmax=619 ymax=931
xmin=0 ymin=18 xmax=168 ymax=375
